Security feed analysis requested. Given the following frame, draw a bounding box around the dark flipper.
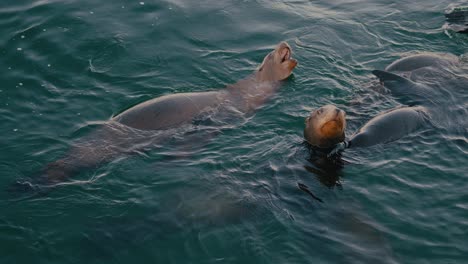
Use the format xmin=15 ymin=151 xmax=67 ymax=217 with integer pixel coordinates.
xmin=298 ymin=182 xmax=323 ymax=203
xmin=372 ymin=70 xmax=416 ymax=85
xmin=371 ymin=70 xmax=430 ymax=105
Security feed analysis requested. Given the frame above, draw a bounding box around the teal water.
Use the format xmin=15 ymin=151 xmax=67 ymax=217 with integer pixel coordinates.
xmin=1 ymin=0 xmax=467 ymax=263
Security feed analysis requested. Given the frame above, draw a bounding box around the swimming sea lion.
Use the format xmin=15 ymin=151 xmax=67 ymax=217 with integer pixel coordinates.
xmin=304 ymin=104 xmax=427 ymax=152
xmin=14 ymin=42 xmax=297 ymax=190
xmin=113 ymin=41 xmax=297 ymax=130
xmin=320 ymin=52 xmax=464 ymax=156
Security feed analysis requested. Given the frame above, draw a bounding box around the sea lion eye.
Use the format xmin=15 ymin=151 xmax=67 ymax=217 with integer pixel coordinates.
xmin=317 ymin=109 xmax=323 ymax=115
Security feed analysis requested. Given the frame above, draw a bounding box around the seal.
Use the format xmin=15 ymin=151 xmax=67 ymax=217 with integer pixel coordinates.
xmin=13 ymin=42 xmax=297 ymax=191
xmin=304 ymin=105 xmax=427 ymax=154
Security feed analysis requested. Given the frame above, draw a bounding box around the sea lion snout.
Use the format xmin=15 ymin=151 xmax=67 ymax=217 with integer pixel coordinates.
xmin=276 ymin=42 xmax=297 ymax=70
xmin=256 ymin=41 xmax=297 ymax=82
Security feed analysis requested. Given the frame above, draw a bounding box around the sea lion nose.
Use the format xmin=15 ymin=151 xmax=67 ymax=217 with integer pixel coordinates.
xmin=335 ymin=108 xmax=340 ymax=114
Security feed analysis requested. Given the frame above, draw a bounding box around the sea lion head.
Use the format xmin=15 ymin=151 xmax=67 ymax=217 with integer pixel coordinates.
xmin=304 ymin=105 xmax=346 ymax=148
xmin=256 ymin=42 xmax=297 ymax=82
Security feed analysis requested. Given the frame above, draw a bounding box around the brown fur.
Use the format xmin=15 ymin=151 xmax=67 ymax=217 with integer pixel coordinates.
xmin=304 ymin=105 xmax=346 ymax=148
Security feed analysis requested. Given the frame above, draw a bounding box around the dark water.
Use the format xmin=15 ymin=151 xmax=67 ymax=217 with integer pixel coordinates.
xmin=1 ymin=0 xmax=467 ymax=263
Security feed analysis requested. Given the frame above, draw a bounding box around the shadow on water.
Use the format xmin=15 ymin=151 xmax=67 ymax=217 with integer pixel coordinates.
xmin=285 ymin=142 xmax=398 ymax=263
xmin=78 ymin=188 xmax=267 ymax=261
xmin=304 ymin=145 xmax=347 ymax=189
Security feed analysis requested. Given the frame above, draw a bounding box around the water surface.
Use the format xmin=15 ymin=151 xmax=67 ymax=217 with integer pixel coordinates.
xmin=1 ymin=0 xmax=467 ymax=263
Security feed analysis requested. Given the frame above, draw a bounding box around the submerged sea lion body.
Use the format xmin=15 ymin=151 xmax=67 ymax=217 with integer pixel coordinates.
xmin=14 ymin=42 xmax=297 ymax=190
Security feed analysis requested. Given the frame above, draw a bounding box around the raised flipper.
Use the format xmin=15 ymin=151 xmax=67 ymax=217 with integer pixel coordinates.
xmin=372 ymin=70 xmax=431 ymax=105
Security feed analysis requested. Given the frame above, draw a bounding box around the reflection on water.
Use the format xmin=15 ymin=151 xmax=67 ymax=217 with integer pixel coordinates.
xmin=304 ymin=144 xmax=346 ymax=188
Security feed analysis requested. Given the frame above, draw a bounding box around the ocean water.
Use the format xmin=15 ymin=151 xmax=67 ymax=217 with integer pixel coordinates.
xmin=1 ymin=0 xmax=467 ymax=263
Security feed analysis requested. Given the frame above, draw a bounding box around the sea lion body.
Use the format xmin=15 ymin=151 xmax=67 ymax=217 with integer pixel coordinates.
xmin=113 ymin=91 xmax=226 ymax=130
xmin=347 ymin=106 xmax=427 ymax=148
xmin=384 ymin=53 xmax=459 ymax=73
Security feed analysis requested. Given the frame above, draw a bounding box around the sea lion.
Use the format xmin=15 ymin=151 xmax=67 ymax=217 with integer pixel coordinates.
xmin=304 ymin=105 xmax=428 ymax=155
xmin=13 ymin=42 xmax=297 ymax=191
xmin=316 ymin=51 xmax=464 ymax=156
xmin=113 ymin=42 xmax=297 ymax=130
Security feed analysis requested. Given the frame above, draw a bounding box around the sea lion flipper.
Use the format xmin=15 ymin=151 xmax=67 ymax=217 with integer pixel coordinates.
xmin=371 ymin=70 xmax=426 ymax=105
xmin=327 ymin=141 xmax=349 ymax=158
xmin=372 ymin=70 xmax=415 ymax=86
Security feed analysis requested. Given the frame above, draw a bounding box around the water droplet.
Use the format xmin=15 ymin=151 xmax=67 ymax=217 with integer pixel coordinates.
xmin=90 ymin=11 xmax=94 ymax=14
xmin=43 ymin=29 xmax=47 ymax=32
xmin=140 ymin=2 xmax=145 ymax=5
xmin=47 ymin=64 xmax=51 ymax=67
xmin=21 ymin=35 xmax=25 ymax=39
xmin=19 ymin=82 xmax=23 ymax=86
xmin=13 ymin=129 xmax=18 ymax=132
xmin=17 ymin=47 xmax=22 ymax=51
xmin=8 ymin=67 xmax=11 ymax=70
xmin=77 ymin=113 xmax=81 ymax=115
